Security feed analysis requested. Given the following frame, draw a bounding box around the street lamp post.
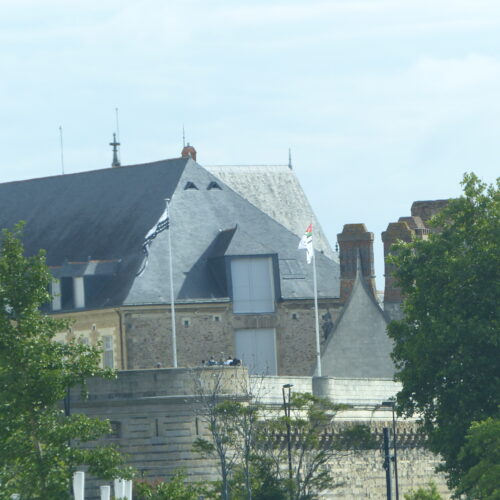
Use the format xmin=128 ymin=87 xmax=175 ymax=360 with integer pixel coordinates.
xmin=282 ymin=384 xmax=294 ymax=484
xmin=382 ymin=401 xmax=399 ymax=500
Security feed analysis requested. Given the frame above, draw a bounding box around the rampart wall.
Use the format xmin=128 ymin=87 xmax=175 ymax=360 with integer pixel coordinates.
xmin=72 ymin=368 xmax=451 ymax=499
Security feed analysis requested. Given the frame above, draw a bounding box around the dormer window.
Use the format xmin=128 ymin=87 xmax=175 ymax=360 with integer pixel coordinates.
xmin=207 ymin=181 xmax=222 ymax=190
xmin=54 ymin=276 xmax=85 ymax=311
xmin=184 ymin=182 xmax=198 ymax=190
xmin=231 ymin=257 xmax=275 ymax=314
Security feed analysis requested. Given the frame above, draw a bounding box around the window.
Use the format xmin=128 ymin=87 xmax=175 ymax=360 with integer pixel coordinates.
xmin=184 ymin=181 xmax=198 ymax=190
xmin=51 ymin=280 xmax=61 ymax=311
xmin=56 ymin=277 xmax=85 ymax=310
xmin=109 ymin=421 xmax=121 ymax=438
xmin=231 ymin=257 xmax=275 ymax=313
xmin=102 ymin=335 xmax=114 ymax=368
xmin=207 ymin=181 xmax=222 ymax=190
xmin=60 ymin=277 xmax=74 ymax=309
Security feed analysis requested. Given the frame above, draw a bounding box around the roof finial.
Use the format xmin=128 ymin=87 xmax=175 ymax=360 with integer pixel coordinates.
xmin=110 ymin=133 xmax=121 ymax=168
xmin=288 ymin=148 xmax=293 ymax=170
xmin=182 ymin=125 xmax=186 ymax=148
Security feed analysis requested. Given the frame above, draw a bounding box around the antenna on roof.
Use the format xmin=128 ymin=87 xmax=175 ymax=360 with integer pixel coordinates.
xmin=59 ymin=126 xmax=65 ymax=175
xmin=182 ymin=125 xmax=186 ymax=148
xmin=110 ymin=133 xmax=121 ymax=168
xmin=288 ymin=148 xmax=293 ymax=170
xmin=115 ymin=107 xmax=120 ymax=142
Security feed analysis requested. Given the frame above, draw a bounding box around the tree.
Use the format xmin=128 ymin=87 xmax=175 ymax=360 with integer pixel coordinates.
xmin=254 ymin=392 xmax=375 ymax=500
xmin=0 ymin=225 xmax=129 ymax=499
xmin=387 ymin=173 xmax=500 ymax=490
xmin=134 ymin=470 xmax=208 ymax=500
xmin=403 ymin=482 xmax=443 ymax=500
xmin=455 ymin=416 xmax=500 ymax=500
xmin=192 ymin=367 xmax=248 ymax=500
xmin=193 ymin=366 xmax=375 ymax=500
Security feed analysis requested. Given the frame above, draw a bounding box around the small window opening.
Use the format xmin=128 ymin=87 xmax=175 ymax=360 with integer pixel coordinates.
xmin=109 ymin=421 xmax=121 ymax=438
xmin=207 ymin=181 xmax=222 ymax=190
xmin=213 ymin=315 xmax=220 ymax=322
xmin=184 ymin=182 xmax=198 ymax=190
xmin=102 ymin=335 xmax=114 ymax=368
xmin=183 ymin=319 xmax=190 ymax=328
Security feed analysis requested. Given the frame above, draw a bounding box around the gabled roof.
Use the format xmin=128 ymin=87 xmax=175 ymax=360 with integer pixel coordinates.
xmin=0 ymin=158 xmax=340 ymax=309
xmin=318 ymin=254 xmax=394 ymax=378
xmin=205 ymin=165 xmax=337 ymax=261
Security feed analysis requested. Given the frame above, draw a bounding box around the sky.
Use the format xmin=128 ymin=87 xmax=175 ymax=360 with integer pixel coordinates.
xmin=1 ymin=0 xmax=499 ymax=288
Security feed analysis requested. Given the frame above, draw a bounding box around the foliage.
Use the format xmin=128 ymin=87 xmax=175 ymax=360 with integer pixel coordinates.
xmin=455 ymin=416 xmax=500 ymax=500
xmin=404 ymin=482 xmax=443 ymax=500
xmin=193 ymin=368 xmax=249 ymax=500
xmin=387 ymin=173 xmax=500 ymax=490
xmin=254 ymin=392 xmax=375 ymax=500
xmin=0 ymin=225 xmax=130 ymax=499
xmin=193 ymin=367 xmax=375 ymax=500
xmin=134 ymin=470 xmax=209 ymax=500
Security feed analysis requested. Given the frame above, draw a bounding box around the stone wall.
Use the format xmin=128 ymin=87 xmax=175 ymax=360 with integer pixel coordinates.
xmin=123 ymin=300 xmax=343 ymax=375
xmin=54 ymin=308 xmax=124 ymax=369
xmin=72 ymin=368 xmax=451 ymax=500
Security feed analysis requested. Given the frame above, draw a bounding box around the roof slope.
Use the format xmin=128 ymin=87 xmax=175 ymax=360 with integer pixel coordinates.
xmin=126 ymin=160 xmax=340 ymax=304
xmin=318 ymin=256 xmax=394 ymax=378
xmin=0 ymin=158 xmax=340 ymax=308
xmin=205 ymin=165 xmax=336 ymax=260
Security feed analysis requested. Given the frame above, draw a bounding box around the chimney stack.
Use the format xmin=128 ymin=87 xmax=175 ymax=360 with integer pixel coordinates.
xmin=181 ymin=143 xmax=197 ymax=161
xmin=337 ymin=224 xmax=377 ymax=303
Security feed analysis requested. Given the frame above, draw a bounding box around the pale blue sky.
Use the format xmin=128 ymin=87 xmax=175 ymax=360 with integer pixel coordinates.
xmin=1 ymin=1 xmax=499 ymax=287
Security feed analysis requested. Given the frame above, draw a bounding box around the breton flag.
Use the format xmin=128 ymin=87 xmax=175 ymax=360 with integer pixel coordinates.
xmin=136 ymin=204 xmax=170 ymax=276
xmin=298 ymin=223 xmax=314 ymax=264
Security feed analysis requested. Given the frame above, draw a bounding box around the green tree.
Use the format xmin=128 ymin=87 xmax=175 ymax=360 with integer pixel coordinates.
xmin=387 ymin=173 xmax=500 ymax=491
xmin=0 ymin=225 xmax=129 ymax=499
xmin=456 ymin=416 xmax=500 ymax=500
xmin=254 ymin=392 xmax=375 ymax=500
xmin=134 ymin=470 xmax=209 ymax=500
xmin=404 ymin=482 xmax=443 ymax=500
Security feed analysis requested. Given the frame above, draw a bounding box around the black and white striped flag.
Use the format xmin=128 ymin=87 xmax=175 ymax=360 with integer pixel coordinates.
xmin=136 ymin=204 xmax=170 ymax=276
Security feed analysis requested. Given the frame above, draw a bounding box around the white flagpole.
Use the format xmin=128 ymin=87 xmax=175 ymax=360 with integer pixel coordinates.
xmin=166 ymin=198 xmax=178 ymax=368
xmin=312 ymin=251 xmax=322 ymax=376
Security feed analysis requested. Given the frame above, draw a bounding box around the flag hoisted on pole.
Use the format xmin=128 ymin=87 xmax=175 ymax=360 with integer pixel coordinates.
xmin=298 ymin=223 xmax=314 ymax=263
xmin=136 ymin=199 xmax=177 ymax=368
xmin=298 ymin=223 xmax=322 ymax=376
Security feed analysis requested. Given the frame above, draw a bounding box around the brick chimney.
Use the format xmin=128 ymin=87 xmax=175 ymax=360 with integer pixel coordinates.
xmin=381 ymin=221 xmax=415 ymax=320
xmin=337 ymin=224 xmax=377 ymax=303
xmin=181 ymin=143 xmax=197 ymax=161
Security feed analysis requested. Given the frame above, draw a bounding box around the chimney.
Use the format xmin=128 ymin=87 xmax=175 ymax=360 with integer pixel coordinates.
xmin=381 ymin=221 xmax=414 ymax=321
xmin=337 ymin=224 xmax=377 ymax=302
xmin=181 ymin=143 xmax=197 ymax=161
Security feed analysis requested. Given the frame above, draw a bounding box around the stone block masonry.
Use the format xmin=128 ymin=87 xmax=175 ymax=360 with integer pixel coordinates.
xmin=72 ymin=368 xmax=451 ymax=500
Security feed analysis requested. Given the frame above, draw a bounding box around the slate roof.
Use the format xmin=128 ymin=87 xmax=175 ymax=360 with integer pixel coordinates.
xmin=318 ymin=254 xmax=394 ymax=378
xmin=205 ymin=165 xmax=337 ymax=260
xmin=0 ymin=158 xmax=340 ymax=309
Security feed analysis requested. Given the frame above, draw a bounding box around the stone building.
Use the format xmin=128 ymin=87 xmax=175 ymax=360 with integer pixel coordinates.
xmin=0 ymin=151 xmax=364 ymax=376
xmin=0 ymin=146 xmax=453 ymax=498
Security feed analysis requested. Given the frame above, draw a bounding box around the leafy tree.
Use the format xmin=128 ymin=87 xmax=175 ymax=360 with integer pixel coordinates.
xmin=192 ymin=367 xmax=247 ymax=500
xmin=192 ymin=368 xmax=376 ymax=500
xmin=387 ymin=173 xmax=500 ymax=490
xmin=134 ymin=470 xmax=209 ymax=500
xmin=0 ymin=225 xmax=129 ymax=499
xmin=456 ymin=416 xmax=500 ymax=500
xmin=404 ymin=482 xmax=443 ymax=500
xmin=254 ymin=392 xmax=375 ymax=500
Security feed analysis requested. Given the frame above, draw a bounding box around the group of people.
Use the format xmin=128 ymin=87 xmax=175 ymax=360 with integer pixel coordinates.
xmin=202 ymin=356 xmax=242 ymax=367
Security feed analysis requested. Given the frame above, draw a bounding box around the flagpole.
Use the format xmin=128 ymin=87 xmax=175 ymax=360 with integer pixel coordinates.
xmin=166 ymin=198 xmax=178 ymax=368
xmin=312 ymin=251 xmax=321 ymax=376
